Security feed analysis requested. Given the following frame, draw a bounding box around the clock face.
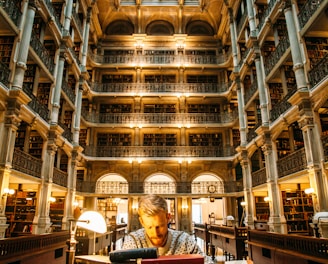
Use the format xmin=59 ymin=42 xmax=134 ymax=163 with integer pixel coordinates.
xmin=208 ymin=185 xmax=216 ymax=193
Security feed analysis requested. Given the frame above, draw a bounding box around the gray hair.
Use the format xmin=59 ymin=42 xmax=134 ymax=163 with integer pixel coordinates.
xmin=138 ymin=194 xmax=168 ymax=216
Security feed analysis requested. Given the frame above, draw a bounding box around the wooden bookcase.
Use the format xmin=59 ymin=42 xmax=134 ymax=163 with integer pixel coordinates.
xmin=144 ymin=75 xmax=176 ymax=83
xmin=187 ymin=104 xmax=220 ymax=113
xmin=189 ymin=133 xmax=222 ymax=146
xmin=144 ymin=104 xmax=176 ymax=113
xmin=305 ymin=37 xmax=328 ymax=68
xmin=29 ymin=131 xmax=43 ymax=159
xmin=186 ymin=75 xmax=218 ymax=83
xmin=282 ymin=190 xmax=314 ymax=234
xmin=5 ymin=191 xmax=37 ymax=237
xmin=269 ymin=83 xmax=284 ymax=107
xmin=49 ymin=198 xmax=65 ymax=231
xmin=97 ymin=198 xmax=118 ymax=225
xmin=64 ymin=110 xmax=73 ymax=128
xmin=255 ymin=196 xmax=269 ymax=221
xmin=97 ymin=133 xmax=132 ymax=146
xmin=232 ymin=129 xmax=241 ymax=147
xmin=143 ymin=133 xmax=177 ymax=146
xmin=185 ymin=50 xmax=216 ymax=55
xmin=79 ymin=128 xmax=88 ymax=147
xmin=0 ymin=36 xmax=15 ymax=65
xmin=144 ymin=50 xmax=175 ymax=55
xmin=99 ymin=104 xmax=132 ymax=113
xmin=24 ymin=64 xmax=36 ymax=91
xmin=37 ymin=83 xmax=51 ymax=105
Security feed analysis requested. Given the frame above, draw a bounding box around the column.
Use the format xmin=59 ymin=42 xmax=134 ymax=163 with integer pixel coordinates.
xmin=261 ymin=132 xmax=287 ymax=233
xmin=73 ymin=79 xmax=84 ymax=144
xmin=240 ymin=150 xmax=255 ymax=229
xmin=80 ymin=7 xmax=92 ymax=71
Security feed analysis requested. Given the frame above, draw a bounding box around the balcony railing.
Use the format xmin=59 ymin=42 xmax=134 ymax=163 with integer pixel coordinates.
xmin=277 ymin=148 xmax=307 ymax=178
xmin=309 ymin=53 xmax=328 ymax=88
xmin=0 ymin=0 xmax=22 ymax=26
xmin=244 ymin=81 xmax=258 ymax=105
xmin=53 ymin=167 xmax=68 ymax=187
xmin=298 ymin=0 xmax=325 ymax=29
xmin=26 ymin=89 xmax=50 ymax=122
xmin=82 ymin=112 xmax=238 ymax=125
xmin=270 ymin=86 xmax=296 ymax=122
xmin=89 ymin=53 xmax=227 ymax=65
xmin=90 ymin=82 xmax=230 ymax=94
xmin=264 ymin=34 xmax=290 ymax=76
xmin=30 ymin=30 xmax=55 ymax=74
xmin=58 ymin=121 xmax=73 ymax=142
xmin=12 ymin=148 xmax=42 ymax=178
xmin=71 ymin=9 xmax=83 ymax=38
xmin=44 ymin=0 xmax=62 ymax=31
xmin=0 ymin=61 xmax=10 ymax=87
xmin=252 ymin=167 xmax=267 ymax=187
xmin=323 ymin=134 xmax=328 ymax=162
xmin=83 ymin=145 xmax=236 ymax=158
xmin=257 ymin=0 xmax=278 ymax=33
xmin=61 ymin=79 xmax=76 ymax=105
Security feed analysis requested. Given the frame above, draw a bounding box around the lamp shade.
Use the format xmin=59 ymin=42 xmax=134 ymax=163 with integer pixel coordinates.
xmin=76 ymin=211 xmax=107 ymax=233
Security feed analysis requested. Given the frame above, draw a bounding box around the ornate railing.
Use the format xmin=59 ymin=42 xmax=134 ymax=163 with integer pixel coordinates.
xmin=257 ymin=0 xmax=278 ymax=32
xmin=58 ymin=121 xmax=73 ymax=142
xmin=236 ymin=9 xmax=248 ymax=36
xmin=83 ymin=145 xmax=236 ymax=158
xmin=322 ymin=134 xmax=328 ymax=162
xmin=71 ymin=9 xmax=83 ymax=37
xmin=26 ymin=92 xmax=50 ymax=122
xmin=82 ymin=112 xmax=237 ymax=125
xmin=209 ymin=225 xmax=248 ymax=238
xmin=68 ymin=46 xmax=80 ymax=66
xmin=44 ymin=0 xmax=62 ymax=30
xmin=298 ymin=0 xmax=325 ymax=29
xmin=247 ymin=122 xmax=261 ymax=142
xmin=0 ymin=61 xmax=10 ymax=87
xmin=90 ymin=82 xmax=230 ymax=94
xmin=30 ymin=31 xmax=55 ymax=73
xmin=53 ymin=167 xmax=68 ymax=187
xmin=264 ymin=34 xmax=290 ymax=76
xmin=277 ymin=148 xmax=307 ymax=178
xmin=308 ymin=53 xmax=328 ymax=88
xmin=248 ymin=229 xmax=328 ymax=261
xmin=90 ymin=53 xmax=228 ymax=65
xmin=0 ymin=0 xmax=22 ymax=26
xmin=252 ymin=167 xmax=267 ymax=187
xmin=12 ymin=148 xmax=42 ymax=178
xmin=192 ymin=181 xmax=224 ymax=194
xmin=244 ymin=81 xmax=258 ymax=105
xmin=61 ymin=79 xmax=76 ymax=104
xmin=270 ymin=86 xmax=296 ymax=122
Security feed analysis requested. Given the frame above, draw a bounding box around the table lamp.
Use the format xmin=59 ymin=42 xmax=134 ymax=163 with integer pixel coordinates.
xmin=66 ymin=211 xmax=107 ymax=264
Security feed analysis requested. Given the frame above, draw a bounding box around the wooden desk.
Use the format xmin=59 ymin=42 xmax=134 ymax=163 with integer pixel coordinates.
xmin=75 ymin=255 xmax=111 ymax=264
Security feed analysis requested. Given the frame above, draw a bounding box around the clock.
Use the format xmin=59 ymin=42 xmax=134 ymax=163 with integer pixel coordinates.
xmin=208 ymin=185 xmax=216 ymax=193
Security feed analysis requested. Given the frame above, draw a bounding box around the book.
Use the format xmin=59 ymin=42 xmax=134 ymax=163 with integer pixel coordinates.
xmin=141 ymin=254 xmax=204 ymax=264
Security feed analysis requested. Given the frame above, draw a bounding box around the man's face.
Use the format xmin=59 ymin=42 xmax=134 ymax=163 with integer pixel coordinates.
xmin=139 ymin=211 xmax=170 ymax=247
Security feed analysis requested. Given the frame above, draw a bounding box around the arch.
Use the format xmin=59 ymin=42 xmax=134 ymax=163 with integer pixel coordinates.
xmin=144 ymin=173 xmax=176 ymax=194
xmin=146 ymin=20 xmax=174 ymax=36
xmin=192 ymin=173 xmax=224 ymax=194
xmin=186 ymin=20 xmax=214 ymax=36
xmin=96 ymin=173 xmax=128 ymax=194
xmin=105 ymin=20 xmax=134 ymax=35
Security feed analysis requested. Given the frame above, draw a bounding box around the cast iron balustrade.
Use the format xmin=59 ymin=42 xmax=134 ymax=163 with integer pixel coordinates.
xmin=90 ymin=82 xmax=230 ymax=94
xmin=71 ymin=9 xmax=83 ymax=38
xmin=238 ymin=47 xmax=251 ymax=69
xmin=25 ymin=87 xmax=50 ymax=122
xmin=0 ymin=61 xmax=10 ymax=87
xmin=58 ymin=121 xmax=73 ymax=142
xmin=76 ymin=179 xmax=96 ymax=193
xmin=309 ymin=53 xmax=328 ymax=88
xmin=277 ymin=148 xmax=307 ymax=178
xmin=96 ymin=181 xmax=129 ymax=194
xmin=53 ymin=167 xmax=68 ymax=187
xmin=0 ymin=0 xmax=21 ymax=26
xmin=67 ymin=46 xmax=81 ymax=66
xmin=83 ymin=146 xmax=235 ymax=158
xmin=236 ymin=10 xmax=248 ymax=37
xmin=264 ymin=34 xmax=290 ymax=76
xmin=44 ymin=0 xmax=62 ymax=31
xmin=30 ymin=31 xmax=55 ymax=74
xmin=252 ymin=167 xmax=267 ymax=187
xmin=61 ymin=79 xmax=76 ymax=105
xmin=244 ymin=81 xmax=258 ymax=105
xmin=298 ymin=0 xmax=325 ymax=29
xmin=82 ymin=112 xmax=237 ymax=125
xmin=270 ymin=86 xmax=296 ymax=122
xmin=12 ymin=148 xmax=42 ymax=178
xmin=89 ymin=52 xmax=228 ymax=65
xmin=323 ymin=134 xmax=328 ymax=162
xmin=192 ymin=181 xmax=224 ymax=194
xmin=247 ymin=122 xmax=261 ymax=142
xmin=257 ymin=0 xmax=278 ymax=33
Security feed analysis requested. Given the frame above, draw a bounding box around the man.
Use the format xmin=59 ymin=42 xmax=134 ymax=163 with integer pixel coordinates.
xmin=122 ymin=194 xmax=206 ymax=256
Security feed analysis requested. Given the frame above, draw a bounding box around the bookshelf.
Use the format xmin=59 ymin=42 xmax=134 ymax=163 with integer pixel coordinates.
xmin=37 ymin=83 xmax=51 ymax=105
xmin=189 ymin=133 xmax=222 ymax=146
xmin=64 ymin=110 xmax=73 ymax=128
xmin=0 ymin=36 xmax=14 ymax=65
xmin=185 ymin=50 xmax=216 ymax=55
xmin=29 ymin=131 xmax=43 ymax=159
xmin=97 ymin=198 xmax=118 ymax=225
xmin=15 ymin=122 xmax=28 ymax=150
xmin=186 ymin=75 xmax=218 ymax=83
xmin=232 ymin=129 xmax=240 ymax=147
xmin=282 ymin=190 xmax=314 ymax=234
xmin=305 ymin=37 xmax=328 ymax=68
xmin=79 ymin=128 xmax=88 ymax=147
xmin=144 ymin=50 xmax=175 ymax=55
xmin=24 ymin=64 xmax=36 ymax=91
xmin=97 ymin=133 xmax=132 ymax=146
xmin=255 ymin=196 xmax=269 ymax=221
xmin=144 ymin=75 xmax=176 ymax=83
xmin=269 ymin=83 xmax=284 ymax=107
xmin=102 ymin=74 xmax=133 ymax=83
xmin=5 ymin=191 xmax=37 ymax=237
xmin=49 ymin=197 xmax=65 ymax=231
xmin=187 ymin=104 xmax=220 ymax=113
xmin=99 ymin=104 xmax=132 ymax=113
xmin=144 ymin=104 xmax=176 ymax=113
xmin=143 ymin=134 xmax=177 ymax=146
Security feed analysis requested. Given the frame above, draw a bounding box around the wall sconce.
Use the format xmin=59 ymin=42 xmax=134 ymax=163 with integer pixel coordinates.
xmin=264 ymin=196 xmax=270 ymax=202
xmin=305 ymin=187 xmax=315 ymax=195
xmin=240 ymin=201 xmax=246 ymax=207
xmin=49 ymin=197 xmax=56 ymax=203
xmin=2 ymin=188 xmax=15 ymax=198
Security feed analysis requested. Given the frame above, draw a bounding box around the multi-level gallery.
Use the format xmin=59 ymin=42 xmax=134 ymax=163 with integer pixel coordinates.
xmin=0 ymin=0 xmax=328 ymax=263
